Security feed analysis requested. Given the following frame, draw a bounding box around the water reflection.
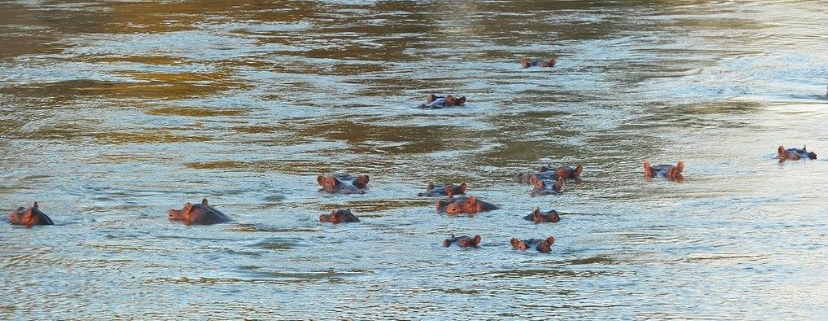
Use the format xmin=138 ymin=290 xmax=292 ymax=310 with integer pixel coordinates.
xmin=2 ymin=0 xmax=827 ymax=320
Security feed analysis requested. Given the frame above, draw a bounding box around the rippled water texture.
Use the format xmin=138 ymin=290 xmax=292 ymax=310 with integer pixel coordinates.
xmin=1 ymin=1 xmax=827 ymax=320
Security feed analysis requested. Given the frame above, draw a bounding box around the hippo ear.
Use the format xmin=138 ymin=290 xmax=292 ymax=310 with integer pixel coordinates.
xmin=554 ymin=177 xmax=565 ymax=191
xmin=574 ymin=165 xmax=584 ymax=176
xmin=473 ymin=235 xmax=481 ymax=246
xmin=183 ymin=202 xmax=193 ymax=213
xmin=354 ymin=175 xmax=369 ymax=188
xmin=457 ymin=182 xmax=467 ymax=193
xmin=510 ymin=237 xmax=520 ymax=249
xmin=529 ymin=175 xmax=543 ymax=189
xmin=316 ymin=175 xmax=331 ymax=187
xmin=546 ymin=236 xmax=556 ymax=245
xmin=533 ymin=207 xmax=542 ymax=221
xmin=675 ymin=161 xmax=685 ymax=172
xmin=426 ymin=181 xmax=434 ymax=189
xmin=643 ymin=160 xmax=652 ymax=177
xmin=32 ymin=202 xmax=39 ymax=209
xmin=201 ymin=198 xmax=209 ymax=206
xmin=466 ymin=196 xmax=477 ymax=205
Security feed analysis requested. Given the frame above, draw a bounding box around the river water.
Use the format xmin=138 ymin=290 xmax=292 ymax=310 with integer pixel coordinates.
xmin=1 ymin=1 xmax=827 ymax=320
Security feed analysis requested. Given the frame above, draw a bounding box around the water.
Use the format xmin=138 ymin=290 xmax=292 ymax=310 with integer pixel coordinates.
xmin=1 ymin=1 xmax=827 ymax=320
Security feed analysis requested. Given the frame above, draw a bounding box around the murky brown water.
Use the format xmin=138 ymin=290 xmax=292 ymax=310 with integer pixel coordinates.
xmin=1 ymin=1 xmax=827 ymax=320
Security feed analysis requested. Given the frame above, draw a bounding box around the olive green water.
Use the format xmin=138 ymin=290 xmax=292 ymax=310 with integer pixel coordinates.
xmin=1 ymin=1 xmax=827 ymax=320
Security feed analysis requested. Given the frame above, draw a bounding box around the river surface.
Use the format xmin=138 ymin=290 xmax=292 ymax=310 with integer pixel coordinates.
xmin=1 ymin=1 xmax=827 ymax=320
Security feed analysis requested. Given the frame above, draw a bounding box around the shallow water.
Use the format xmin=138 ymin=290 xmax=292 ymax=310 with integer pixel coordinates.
xmin=1 ymin=1 xmax=827 ymax=320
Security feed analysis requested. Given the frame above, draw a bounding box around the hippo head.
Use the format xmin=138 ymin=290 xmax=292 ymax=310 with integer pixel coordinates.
xmin=168 ymin=202 xmax=193 ymax=222
xmin=168 ymin=198 xmax=209 ymax=223
xmin=807 ymin=151 xmax=817 ymax=160
xmin=317 ymin=175 xmax=339 ymax=190
xmin=520 ymin=57 xmax=530 ymax=68
xmin=529 ymin=175 xmax=546 ymax=190
xmin=457 ymin=235 xmax=482 ymax=248
xmin=510 ymin=238 xmax=527 ymax=250
xmin=319 ymin=209 xmax=358 ymax=224
xmin=352 ymin=175 xmax=370 ymax=189
xmin=532 ymin=207 xmax=561 ymax=223
xmin=536 ymin=237 xmax=555 ymax=253
xmin=777 ymin=146 xmax=788 ymax=159
xmin=445 ymin=183 xmax=467 ymax=197
xmin=444 ymin=95 xmax=456 ymax=106
xmin=546 ymin=58 xmax=557 ymax=67
xmin=667 ymin=161 xmax=685 ymax=180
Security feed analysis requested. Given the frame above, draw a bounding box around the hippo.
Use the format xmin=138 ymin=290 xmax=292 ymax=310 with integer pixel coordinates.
xmin=443 ymin=234 xmax=482 ymax=248
xmin=529 ymin=175 xmax=565 ymax=196
xmin=317 ymin=174 xmax=369 ymax=194
xmin=8 ymin=202 xmax=54 ymax=226
xmin=510 ymin=236 xmax=555 ymax=253
xmin=521 ymin=57 xmax=557 ymax=68
xmin=418 ymin=94 xmax=467 ymax=109
xmin=418 ymin=182 xmax=467 ymax=197
xmin=439 ymin=195 xmax=500 ymax=215
xmin=319 ymin=209 xmax=360 ymax=224
xmin=436 ymin=195 xmax=469 ymax=214
xmin=643 ymin=160 xmax=684 ymax=181
xmin=168 ymin=198 xmax=232 ymax=225
xmin=514 ymin=164 xmax=583 ymax=184
xmin=777 ymin=145 xmax=817 ymax=161
xmin=523 ymin=207 xmax=560 ymax=223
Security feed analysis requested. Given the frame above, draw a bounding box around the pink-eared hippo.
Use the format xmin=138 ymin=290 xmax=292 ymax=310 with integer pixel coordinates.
xmin=521 ymin=57 xmax=557 ymax=68
xmin=529 ymin=175 xmax=565 ymax=196
xmin=523 ymin=207 xmax=561 ymax=223
xmin=510 ymin=236 xmax=555 ymax=253
xmin=317 ymin=174 xmax=369 ymax=194
xmin=643 ymin=160 xmax=684 ymax=181
xmin=418 ymin=182 xmax=467 ymax=197
xmin=319 ymin=209 xmax=360 ymax=224
xmin=443 ymin=234 xmax=482 ymax=248
xmin=419 ymin=94 xmax=467 ymax=109
xmin=436 ymin=195 xmax=500 ymax=215
xmin=777 ymin=145 xmax=817 ymax=161
xmin=168 ymin=198 xmax=232 ymax=225
xmin=514 ymin=165 xmax=583 ymax=184
xmin=8 ymin=202 xmax=54 ymax=226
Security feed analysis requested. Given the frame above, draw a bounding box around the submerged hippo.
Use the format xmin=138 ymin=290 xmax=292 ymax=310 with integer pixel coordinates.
xmin=523 ymin=207 xmax=561 ymax=223
xmin=521 ymin=57 xmax=557 ymax=68
xmin=319 ymin=209 xmax=360 ymax=224
xmin=168 ymin=198 xmax=232 ymax=225
xmin=529 ymin=175 xmax=565 ymax=197
xmin=777 ymin=145 xmax=817 ymax=161
xmin=643 ymin=160 xmax=684 ymax=181
xmin=418 ymin=182 xmax=467 ymax=197
xmin=437 ymin=195 xmax=500 ymax=215
xmin=418 ymin=94 xmax=467 ymax=109
xmin=510 ymin=236 xmax=555 ymax=253
xmin=317 ymin=174 xmax=369 ymax=194
xmin=443 ymin=234 xmax=482 ymax=248
xmin=8 ymin=202 xmax=54 ymax=226
xmin=514 ymin=165 xmax=582 ymax=184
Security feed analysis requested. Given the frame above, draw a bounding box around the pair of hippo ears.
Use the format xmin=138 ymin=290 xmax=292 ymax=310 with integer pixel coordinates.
xmin=181 ymin=198 xmax=210 ymax=212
